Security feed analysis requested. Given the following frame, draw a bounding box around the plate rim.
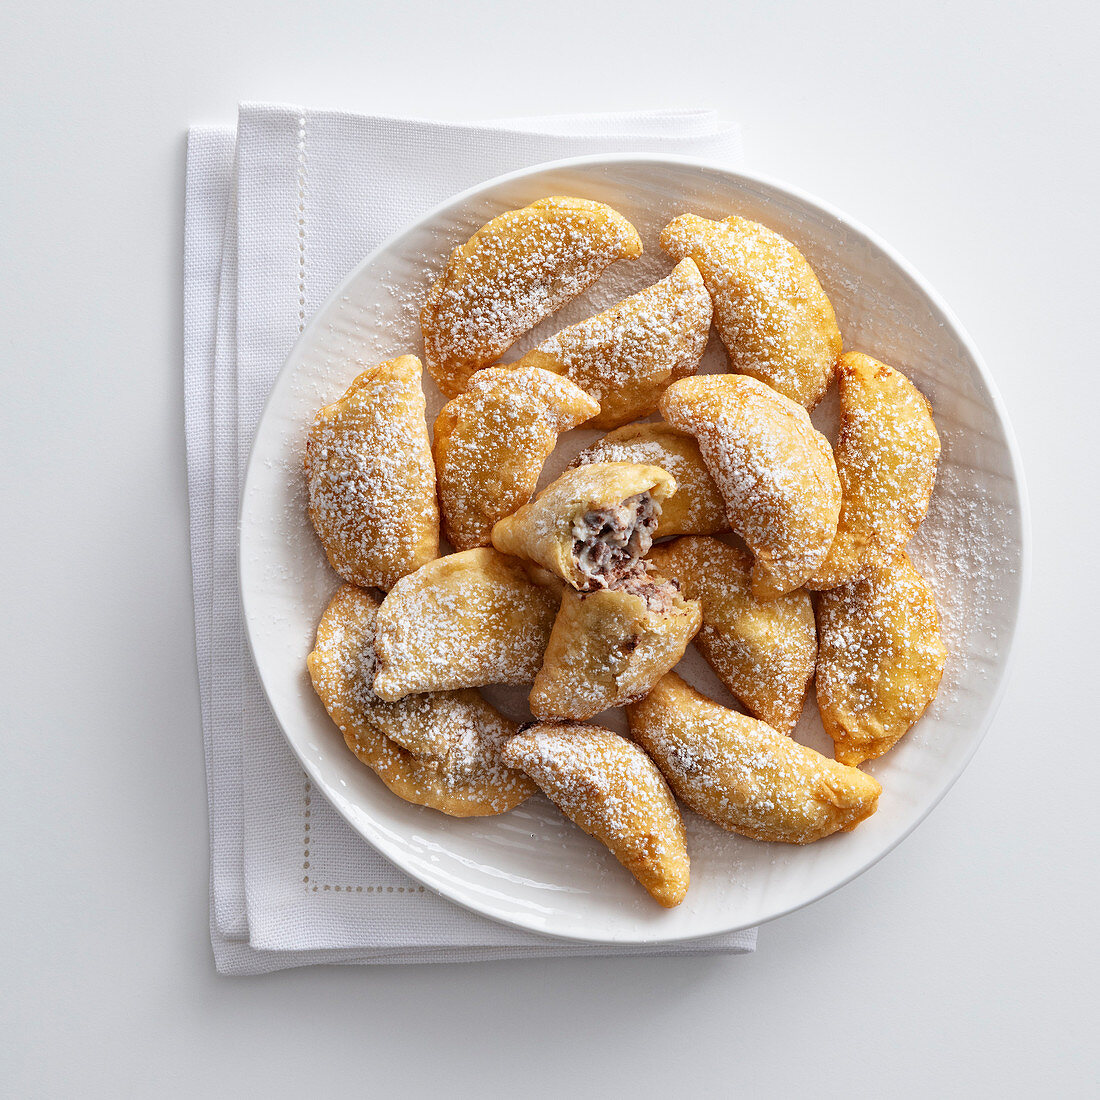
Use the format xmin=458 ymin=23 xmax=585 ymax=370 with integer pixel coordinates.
xmin=238 ymin=152 xmax=1032 ymax=944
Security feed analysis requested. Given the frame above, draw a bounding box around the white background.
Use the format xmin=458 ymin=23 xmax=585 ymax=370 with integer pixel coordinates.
xmin=2 ymin=1 xmax=1097 ymax=1095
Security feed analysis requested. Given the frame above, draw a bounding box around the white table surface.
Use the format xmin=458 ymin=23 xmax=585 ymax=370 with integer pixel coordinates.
xmin=3 ymin=1 xmax=1097 ymax=1095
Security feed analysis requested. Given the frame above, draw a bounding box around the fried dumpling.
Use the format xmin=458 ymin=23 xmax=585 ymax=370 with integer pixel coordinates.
xmin=627 ymin=673 xmax=881 ymax=843
xmin=660 ymin=375 xmax=841 ymax=599
xmin=433 ymin=365 xmax=600 ymax=551
xmin=530 ymin=576 xmax=701 ymax=720
xmin=308 ymin=585 xmax=535 ymax=816
xmin=371 ymin=548 xmax=562 ymax=701
xmin=648 ymin=537 xmax=816 ymax=734
xmin=513 ymin=258 xmax=712 ymax=429
xmin=491 ymin=461 xmax=676 ymax=591
xmin=660 ymin=213 xmax=841 ymax=408
xmin=501 ymin=722 xmax=689 ymax=907
xmin=421 ymin=196 xmax=643 ymax=396
xmin=808 ymin=353 xmax=941 ymax=590
xmin=305 ymin=355 xmax=438 ymax=589
xmin=569 ymin=422 xmax=727 ymax=539
xmin=815 ymin=552 xmax=947 ymax=766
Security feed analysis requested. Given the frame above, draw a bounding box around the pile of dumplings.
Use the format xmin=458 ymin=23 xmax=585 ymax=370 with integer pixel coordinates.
xmin=304 ymin=195 xmax=947 ymax=908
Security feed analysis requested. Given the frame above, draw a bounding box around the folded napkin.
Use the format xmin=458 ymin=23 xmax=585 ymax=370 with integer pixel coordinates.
xmin=184 ymin=103 xmax=755 ymax=974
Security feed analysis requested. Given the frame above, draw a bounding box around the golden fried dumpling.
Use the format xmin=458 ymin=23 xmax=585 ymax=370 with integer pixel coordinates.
xmin=648 ymin=537 xmax=815 ymax=734
xmin=307 ymin=585 xmax=535 ymax=816
xmin=530 ymin=577 xmax=702 ymax=720
xmin=808 ymin=353 xmax=941 ymax=590
xmin=305 ymin=355 xmax=439 ymax=589
xmin=421 ymin=197 xmax=643 ymax=396
xmin=371 ymin=548 xmax=562 ymax=701
xmin=815 ymin=552 xmax=947 ymax=766
xmin=513 ymin=258 xmax=712 ymax=429
xmin=627 ymin=673 xmax=881 ymax=843
xmin=569 ymin=422 xmax=727 ymax=539
xmin=660 ymin=375 xmax=841 ymax=599
xmin=491 ymin=462 xmax=676 ymax=591
xmin=501 ymin=722 xmax=689 ymax=907
xmin=660 ymin=213 xmax=841 ymax=407
xmin=433 ymin=365 xmax=599 ymax=551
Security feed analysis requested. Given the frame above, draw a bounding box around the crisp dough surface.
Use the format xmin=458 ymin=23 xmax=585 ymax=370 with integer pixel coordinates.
xmin=815 ymin=551 xmax=947 ymax=766
xmin=648 ymin=537 xmax=816 ymax=734
xmin=513 ymin=258 xmax=712 ymax=429
xmin=371 ymin=548 xmax=562 ymax=701
xmin=307 ymin=585 xmax=535 ymax=816
xmin=491 ymin=461 xmax=676 ymax=590
xmin=660 ymin=213 xmax=841 ymax=407
xmin=501 ymin=723 xmax=689 ymax=907
xmin=420 ymin=196 xmax=642 ymax=397
xmin=627 ymin=673 xmax=881 ymax=844
xmin=433 ymin=365 xmax=599 ymax=551
xmin=570 ymin=422 xmax=727 ymax=539
xmin=808 ymin=352 xmax=941 ymax=590
xmin=529 ymin=581 xmax=702 ymax=720
xmin=660 ymin=374 xmax=840 ymax=598
xmin=305 ymin=355 xmax=439 ymax=590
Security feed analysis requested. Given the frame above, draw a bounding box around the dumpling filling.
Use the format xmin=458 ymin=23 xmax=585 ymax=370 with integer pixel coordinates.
xmin=572 ymin=492 xmax=662 ymax=589
xmin=613 ymin=569 xmax=681 ymax=613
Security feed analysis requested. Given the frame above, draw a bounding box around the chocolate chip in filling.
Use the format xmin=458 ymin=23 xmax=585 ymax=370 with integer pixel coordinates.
xmin=612 ymin=569 xmax=681 ymax=613
xmin=571 ymin=492 xmax=662 ymax=589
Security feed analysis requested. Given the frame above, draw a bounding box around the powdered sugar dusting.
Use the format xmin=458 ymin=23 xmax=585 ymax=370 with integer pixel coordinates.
xmin=434 ymin=365 xmax=598 ymax=550
xmin=531 ymin=583 xmax=700 ymax=721
xmin=421 ymin=197 xmax=642 ymax=395
xmin=648 ymin=537 xmax=816 ymax=734
xmin=816 ymin=552 xmax=947 ymax=765
xmin=258 ymin=165 xmax=1025 ymax=913
xmin=305 ymin=356 xmax=437 ymax=589
xmin=308 ymin=585 xmax=533 ymax=814
xmin=629 ymin=675 xmax=880 ymax=844
xmin=515 ymin=257 xmax=711 ymax=429
xmin=811 ymin=353 xmax=940 ymax=588
xmin=371 ymin=549 xmax=561 ymax=699
xmin=660 ymin=213 xmax=840 ymax=407
xmin=501 ymin=723 xmax=689 ymax=905
xmin=909 ymin=446 xmax=1011 ymax=689
xmin=569 ymin=422 xmax=728 ymax=539
xmin=661 ymin=375 xmax=840 ymax=595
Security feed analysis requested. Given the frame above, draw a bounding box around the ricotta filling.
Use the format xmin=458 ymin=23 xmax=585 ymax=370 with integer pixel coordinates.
xmin=571 ymin=493 xmax=678 ymax=610
xmin=572 ymin=493 xmax=661 ymax=587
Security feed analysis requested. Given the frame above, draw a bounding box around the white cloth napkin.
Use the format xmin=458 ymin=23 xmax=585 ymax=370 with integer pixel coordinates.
xmin=184 ymin=103 xmax=756 ymax=974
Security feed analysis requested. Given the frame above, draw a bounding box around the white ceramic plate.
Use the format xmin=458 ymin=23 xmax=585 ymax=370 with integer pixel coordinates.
xmin=240 ymin=155 xmax=1028 ymax=943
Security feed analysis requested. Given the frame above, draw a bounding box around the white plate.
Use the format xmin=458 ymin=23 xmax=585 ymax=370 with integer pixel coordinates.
xmin=240 ymin=155 xmax=1029 ymax=943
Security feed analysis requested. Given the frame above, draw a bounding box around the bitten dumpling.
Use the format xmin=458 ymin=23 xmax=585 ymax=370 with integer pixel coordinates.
xmin=660 ymin=213 xmax=842 ymax=408
xmin=809 ymin=353 xmax=941 ymax=590
xmin=305 ymin=355 xmax=439 ymax=589
xmin=660 ymin=375 xmax=841 ymax=599
xmin=433 ymin=365 xmax=599 ymax=551
xmin=569 ymin=422 xmax=728 ymax=539
xmin=627 ymin=673 xmax=881 ymax=843
xmin=371 ymin=548 xmax=562 ymax=701
xmin=815 ymin=552 xmax=947 ymax=766
xmin=530 ymin=577 xmax=702 ymax=720
xmin=513 ymin=258 xmax=712 ymax=429
xmin=501 ymin=723 xmax=690 ymax=907
xmin=491 ymin=462 xmax=676 ymax=592
xmin=648 ymin=537 xmax=816 ymax=734
xmin=421 ymin=196 xmax=642 ymax=396
xmin=307 ymin=585 xmax=535 ymax=816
